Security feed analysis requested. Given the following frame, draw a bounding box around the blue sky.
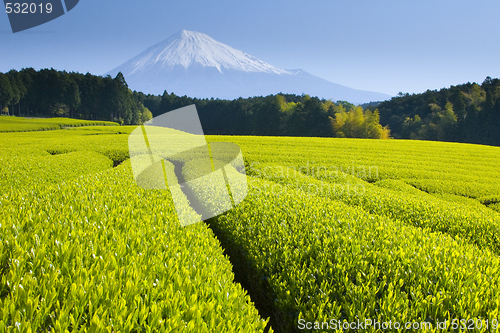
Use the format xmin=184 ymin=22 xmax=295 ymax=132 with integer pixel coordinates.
xmin=1 ymin=0 xmax=499 ymax=97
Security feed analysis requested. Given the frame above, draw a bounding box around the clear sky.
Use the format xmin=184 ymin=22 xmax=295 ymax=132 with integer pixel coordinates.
xmin=1 ymin=0 xmax=499 ymax=97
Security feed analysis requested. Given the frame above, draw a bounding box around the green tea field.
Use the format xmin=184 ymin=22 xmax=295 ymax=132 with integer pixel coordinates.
xmin=1 ymin=119 xmax=500 ymax=332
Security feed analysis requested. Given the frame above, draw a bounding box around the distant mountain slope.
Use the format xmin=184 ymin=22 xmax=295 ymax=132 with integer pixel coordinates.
xmin=106 ymin=30 xmax=391 ymax=104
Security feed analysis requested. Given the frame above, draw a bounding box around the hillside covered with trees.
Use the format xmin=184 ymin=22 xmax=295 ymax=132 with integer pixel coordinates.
xmin=0 ymin=69 xmax=152 ymax=125
xmin=369 ymin=77 xmax=500 ymax=146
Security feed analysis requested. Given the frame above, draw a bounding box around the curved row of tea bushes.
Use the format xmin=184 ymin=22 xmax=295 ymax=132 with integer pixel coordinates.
xmin=373 ymin=179 xmax=430 ymax=196
xmin=478 ymin=195 xmax=500 ymax=213
xmin=490 ymin=203 xmax=500 ymax=213
xmin=0 ymin=150 xmax=115 ymax=195
xmin=217 ymin=136 xmax=500 ymax=200
xmin=248 ymin=163 xmax=500 ymax=255
xmin=375 ymin=179 xmax=497 ymax=214
xmin=0 ymin=117 xmax=118 ymax=133
xmin=0 ymin=161 xmax=269 ymax=332
xmin=186 ymin=173 xmax=500 ymax=332
xmin=0 ymin=127 xmax=131 ymax=165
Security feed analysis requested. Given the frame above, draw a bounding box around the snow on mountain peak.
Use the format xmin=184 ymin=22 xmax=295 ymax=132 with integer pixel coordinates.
xmin=127 ymin=30 xmax=290 ymax=75
xmin=106 ymin=30 xmax=392 ymax=103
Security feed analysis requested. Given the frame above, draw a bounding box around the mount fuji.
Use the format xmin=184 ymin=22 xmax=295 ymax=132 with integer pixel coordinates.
xmin=106 ymin=30 xmax=391 ymax=104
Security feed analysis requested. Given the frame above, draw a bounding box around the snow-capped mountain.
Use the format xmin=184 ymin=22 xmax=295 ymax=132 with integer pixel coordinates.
xmin=106 ymin=30 xmax=391 ymax=104
xmin=121 ymin=30 xmax=290 ymax=76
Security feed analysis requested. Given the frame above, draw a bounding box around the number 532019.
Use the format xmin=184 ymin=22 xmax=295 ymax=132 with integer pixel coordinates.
xmin=5 ymin=3 xmax=53 ymax=14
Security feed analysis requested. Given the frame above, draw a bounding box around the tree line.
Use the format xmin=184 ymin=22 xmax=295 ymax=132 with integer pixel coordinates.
xmin=136 ymin=90 xmax=389 ymax=138
xmin=0 ymin=68 xmax=152 ymax=125
xmin=0 ymin=68 xmax=390 ymax=138
xmin=369 ymin=77 xmax=500 ymax=146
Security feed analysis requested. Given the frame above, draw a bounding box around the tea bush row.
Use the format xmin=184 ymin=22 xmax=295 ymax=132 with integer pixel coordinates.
xmin=0 ymin=117 xmax=118 ymax=133
xmin=0 ymin=161 xmax=269 ymax=332
xmin=247 ymin=163 xmax=500 ymax=255
xmin=0 ymin=150 xmax=113 ymax=194
xmin=183 ymin=171 xmax=500 ymax=332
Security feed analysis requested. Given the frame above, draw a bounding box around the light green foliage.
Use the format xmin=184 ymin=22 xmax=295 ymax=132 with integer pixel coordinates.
xmin=248 ymin=163 xmax=500 ymax=255
xmin=0 ymin=149 xmax=113 ymax=192
xmin=331 ymin=106 xmax=390 ymax=139
xmin=210 ymin=135 xmax=500 ymax=199
xmin=0 ymin=161 xmax=269 ymax=332
xmin=0 ymin=126 xmax=132 ymax=163
xmin=0 ymin=117 xmax=118 ymax=133
xmin=431 ymin=193 xmax=490 ymax=211
xmin=373 ymin=179 xmax=426 ymax=196
xmin=2 ymin=119 xmax=500 ymax=332
xmin=161 ymin=159 xmax=203 ymax=227
xmin=489 ymin=202 xmax=500 ymax=213
xmin=479 ymin=195 xmax=500 ymax=213
xmin=209 ymin=177 xmax=500 ymax=332
xmin=0 ymin=124 xmax=269 ymax=332
xmin=182 ymin=159 xmax=233 ymax=217
xmin=205 ymin=134 xmax=500 ymax=330
xmin=141 ymin=107 xmax=153 ymax=124
xmin=277 ymin=95 xmax=297 ymax=114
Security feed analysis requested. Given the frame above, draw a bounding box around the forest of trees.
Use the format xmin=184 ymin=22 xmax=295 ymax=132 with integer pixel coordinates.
xmin=369 ymin=77 xmax=500 ymax=146
xmin=0 ymin=68 xmax=389 ymax=138
xmin=135 ymin=90 xmax=389 ymax=138
xmin=1 ymin=68 xmax=499 ymax=144
xmin=0 ymin=68 xmax=152 ymax=125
